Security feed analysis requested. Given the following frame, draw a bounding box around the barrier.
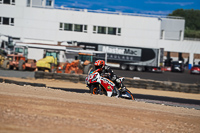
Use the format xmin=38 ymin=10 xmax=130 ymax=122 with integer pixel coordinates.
xmin=0 ymin=78 xmax=3 ymax=83
xmin=124 ymin=78 xmax=200 ymax=93
xmin=34 ymin=72 xmax=200 ymax=94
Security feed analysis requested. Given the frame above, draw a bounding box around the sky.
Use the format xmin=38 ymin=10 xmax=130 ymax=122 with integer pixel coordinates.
xmin=54 ymin=0 xmax=200 ymax=16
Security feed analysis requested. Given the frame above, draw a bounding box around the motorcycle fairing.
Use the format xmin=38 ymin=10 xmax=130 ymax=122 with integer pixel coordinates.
xmin=100 ymin=77 xmax=115 ymax=97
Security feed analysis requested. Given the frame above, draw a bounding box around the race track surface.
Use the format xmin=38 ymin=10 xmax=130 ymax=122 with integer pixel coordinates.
xmin=0 ymin=68 xmax=200 ymax=84
xmin=1 ymin=83 xmax=200 ymax=133
xmin=112 ymin=68 xmax=200 ymax=84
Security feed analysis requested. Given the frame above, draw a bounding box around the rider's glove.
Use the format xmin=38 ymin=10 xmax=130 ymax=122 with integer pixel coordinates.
xmin=104 ymin=65 xmax=108 ymax=70
xmin=111 ymin=75 xmax=117 ymax=81
xmin=116 ymin=78 xmax=121 ymax=83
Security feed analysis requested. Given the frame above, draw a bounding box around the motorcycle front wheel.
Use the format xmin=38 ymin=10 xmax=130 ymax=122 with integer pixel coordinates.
xmin=127 ymin=89 xmax=134 ymax=100
xmin=121 ymin=89 xmax=134 ymax=100
xmin=90 ymin=85 xmax=104 ymax=95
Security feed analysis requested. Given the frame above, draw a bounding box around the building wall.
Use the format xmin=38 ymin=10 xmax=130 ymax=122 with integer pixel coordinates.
xmin=0 ymin=0 xmax=200 ymax=66
xmin=0 ymin=0 xmax=161 ymax=46
xmin=161 ymin=18 xmax=185 ymax=41
xmin=158 ymin=40 xmax=200 ymax=54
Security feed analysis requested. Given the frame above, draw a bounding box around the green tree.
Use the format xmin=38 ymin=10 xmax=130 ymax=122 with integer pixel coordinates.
xmin=168 ymin=9 xmax=200 ymax=38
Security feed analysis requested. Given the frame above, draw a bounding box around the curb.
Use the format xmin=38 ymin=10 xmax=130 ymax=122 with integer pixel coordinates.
xmin=0 ymin=78 xmax=46 ymax=87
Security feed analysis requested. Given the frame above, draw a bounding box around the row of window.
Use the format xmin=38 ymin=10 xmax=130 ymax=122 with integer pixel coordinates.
xmin=27 ymin=0 xmax=53 ymax=7
xmin=0 ymin=0 xmax=15 ymax=5
xmin=0 ymin=0 xmax=52 ymax=7
xmin=59 ymin=23 xmax=121 ymax=36
xmin=59 ymin=23 xmax=88 ymax=33
xmin=93 ymin=26 xmax=121 ymax=35
xmin=0 ymin=17 xmax=14 ymax=26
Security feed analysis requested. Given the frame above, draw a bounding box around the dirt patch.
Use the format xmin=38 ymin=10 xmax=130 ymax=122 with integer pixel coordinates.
xmin=0 ymin=82 xmax=200 ymax=133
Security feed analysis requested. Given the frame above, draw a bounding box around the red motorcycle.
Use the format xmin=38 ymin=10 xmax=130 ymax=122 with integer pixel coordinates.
xmin=85 ymin=70 xmax=134 ymax=100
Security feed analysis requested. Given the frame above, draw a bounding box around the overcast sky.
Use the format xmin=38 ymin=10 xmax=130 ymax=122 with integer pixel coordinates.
xmin=54 ymin=0 xmax=200 ymax=16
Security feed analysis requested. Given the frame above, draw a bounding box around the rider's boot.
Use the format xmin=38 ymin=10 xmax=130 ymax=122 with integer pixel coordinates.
xmin=115 ymin=88 xmax=119 ymax=98
xmin=113 ymin=87 xmax=119 ymax=98
xmin=120 ymin=83 xmax=126 ymax=92
xmin=121 ymin=86 xmax=126 ymax=92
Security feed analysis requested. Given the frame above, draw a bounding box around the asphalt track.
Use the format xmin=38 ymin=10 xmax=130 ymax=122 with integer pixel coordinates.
xmin=112 ymin=68 xmax=200 ymax=84
xmin=1 ymin=68 xmax=200 ymax=84
xmin=0 ymin=69 xmax=35 ymax=78
xmin=0 ymin=69 xmax=200 ymax=110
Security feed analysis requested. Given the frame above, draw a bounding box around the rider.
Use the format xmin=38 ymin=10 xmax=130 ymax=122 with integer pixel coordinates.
xmin=94 ymin=60 xmax=126 ymax=94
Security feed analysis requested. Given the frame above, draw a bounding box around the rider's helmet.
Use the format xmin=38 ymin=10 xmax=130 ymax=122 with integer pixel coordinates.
xmin=94 ymin=60 xmax=105 ymax=70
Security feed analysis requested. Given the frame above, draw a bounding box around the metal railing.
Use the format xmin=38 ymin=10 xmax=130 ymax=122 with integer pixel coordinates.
xmin=184 ymin=37 xmax=200 ymax=41
xmin=55 ymin=7 xmax=184 ymax=19
xmin=30 ymin=5 xmax=184 ymax=19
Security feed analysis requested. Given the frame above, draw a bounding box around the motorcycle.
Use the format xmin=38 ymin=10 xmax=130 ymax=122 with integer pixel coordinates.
xmin=85 ymin=70 xmax=134 ymax=100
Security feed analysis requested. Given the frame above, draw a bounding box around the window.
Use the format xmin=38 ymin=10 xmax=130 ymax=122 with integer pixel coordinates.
xmin=24 ymin=48 xmax=28 ymax=56
xmin=46 ymin=0 xmax=52 ymax=6
xmin=179 ymin=30 xmax=182 ymax=40
xmin=98 ymin=26 xmax=106 ymax=34
xmin=46 ymin=51 xmax=59 ymax=61
xmin=64 ymin=23 xmax=73 ymax=31
xmin=74 ymin=24 xmax=83 ymax=32
xmin=10 ymin=18 xmax=14 ymax=26
xmin=83 ymin=25 xmax=87 ymax=33
xmin=59 ymin=23 xmax=63 ymax=30
xmin=4 ymin=0 xmax=10 ymax=4
xmin=0 ymin=0 xmax=15 ymax=5
xmin=160 ymin=30 xmax=164 ymax=39
xmin=15 ymin=47 xmax=24 ymax=53
xmin=3 ymin=17 xmax=9 ymax=25
xmin=11 ymin=0 xmax=15 ymax=5
xmin=27 ymin=0 xmax=31 ymax=7
xmin=0 ymin=17 xmax=14 ymax=26
xmin=93 ymin=26 xmax=97 ymax=33
xmin=0 ymin=17 xmax=2 ymax=24
xmin=108 ymin=27 xmax=117 ymax=35
xmin=117 ymin=28 xmax=121 ymax=36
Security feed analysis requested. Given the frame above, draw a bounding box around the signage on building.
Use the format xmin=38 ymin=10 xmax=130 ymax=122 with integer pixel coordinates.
xmin=98 ymin=45 xmax=142 ymax=61
xmin=77 ymin=43 xmax=143 ymax=62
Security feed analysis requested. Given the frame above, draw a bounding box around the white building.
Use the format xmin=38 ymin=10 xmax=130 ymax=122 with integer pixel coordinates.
xmin=0 ymin=0 xmax=200 ymax=68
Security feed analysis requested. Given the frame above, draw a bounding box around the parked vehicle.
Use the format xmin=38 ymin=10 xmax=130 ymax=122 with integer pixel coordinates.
xmin=85 ymin=69 xmax=134 ymax=100
xmin=171 ymin=61 xmax=184 ymax=72
xmin=2 ymin=54 xmax=36 ymax=71
xmin=0 ymin=44 xmax=37 ymax=71
xmin=78 ymin=42 xmax=164 ymax=72
xmin=0 ymin=48 xmax=7 ymax=67
xmin=0 ymin=35 xmax=15 ymax=55
xmin=36 ymin=50 xmax=61 ymax=72
xmin=190 ymin=65 xmax=200 ymax=74
xmin=14 ymin=43 xmax=69 ymax=61
xmin=37 ymin=50 xmax=94 ymax=74
xmin=78 ymin=52 xmax=97 ymax=74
